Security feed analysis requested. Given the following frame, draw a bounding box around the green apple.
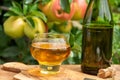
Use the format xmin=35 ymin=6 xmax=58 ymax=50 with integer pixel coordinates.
xmin=4 ymin=16 xmax=25 ymax=38
xmin=55 ymin=21 xmax=72 ymax=33
xmin=24 ymin=17 xmax=46 ymax=39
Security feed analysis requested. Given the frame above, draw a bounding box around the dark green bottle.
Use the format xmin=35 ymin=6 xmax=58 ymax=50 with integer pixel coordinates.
xmin=81 ymin=0 xmax=114 ymax=75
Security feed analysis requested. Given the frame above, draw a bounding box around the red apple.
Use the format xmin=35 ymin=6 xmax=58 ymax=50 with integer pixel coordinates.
xmin=39 ymin=1 xmax=60 ymax=21
xmin=72 ymin=0 xmax=87 ymax=20
xmin=52 ymin=0 xmax=75 ymax=20
xmin=39 ymin=0 xmax=75 ymax=21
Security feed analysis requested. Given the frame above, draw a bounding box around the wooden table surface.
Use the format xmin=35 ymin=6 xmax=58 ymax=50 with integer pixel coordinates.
xmin=0 ymin=64 xmax=120 ymax=80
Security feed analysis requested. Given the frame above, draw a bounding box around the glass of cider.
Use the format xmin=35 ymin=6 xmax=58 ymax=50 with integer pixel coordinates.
xmin=30 ymin=33 xmax=70 ymax=74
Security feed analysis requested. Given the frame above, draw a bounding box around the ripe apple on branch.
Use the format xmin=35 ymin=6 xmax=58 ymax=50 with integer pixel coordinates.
xmin=39 ymin=0 xmax=87 ymax=21
xmin=3 ymin=0 xmax=47 ymax=39
xmin=3 ymin=0 xmax=88 ymax=39
xmin=38 ymin=0 xmax=87 ymax=33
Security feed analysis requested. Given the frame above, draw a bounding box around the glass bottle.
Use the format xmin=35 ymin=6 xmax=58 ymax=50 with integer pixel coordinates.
xmin=81 ymin=0 xmax=114 ymax=75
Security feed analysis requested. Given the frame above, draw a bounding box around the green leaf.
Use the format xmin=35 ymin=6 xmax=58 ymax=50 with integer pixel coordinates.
xmin=60 ymin=0 xmax=70 ymax=13
xmin=4 ymin=1 xmax=24 ymax=16
xmin=9 ymin=7 xmax=23 ymax=16
xmin=1 ymin=46 xmax=20 ymax=57
xmin=40 ymin=0 xmax=51 ymax=5
xmin=30 ymin=11 xmax=47 ymax=22
xmin=12 ymin=1 xmax=22 ymax=9
xmin=34 ymin=0 xmax=41 ymax=4
xmin=0 ymin=34 xmax=10 ymax=48
xmin=71 ymin=26 xmax=79 ymax=34
xmin=75 ymin=30 xmax=82 ymax=45
xmin=0 ymin=27 xmax=11 ymax=48
xmin=11 ymin=1 xmax=23 ymax=15
xmin=15 ymin=38 xmax=28 ymax=51
xmin=24 ymin=0 xmax=33 ymax=4
xmin=23 ymin=4 xmax=29 ymax=15
xmin=0 ymin=25 xmax=2 ymax=31
xmin=72 ymin=42 xmax=81 ymax=54
xmin=0 ymin=9 xmax=2 ymax=15
xmin=25 ymin=17 xmax=35 ymax=28
xmin=4 ymin=11 xmax=18 ymax=16
xmin=29 ymin=3 xmax=38 ymax=12
xmin=69 ymin=33 xmax=75 ymax=47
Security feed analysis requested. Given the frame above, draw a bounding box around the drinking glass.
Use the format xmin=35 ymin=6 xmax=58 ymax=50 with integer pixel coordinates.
xmin=30 ymin=33 xmax=70 ymax=74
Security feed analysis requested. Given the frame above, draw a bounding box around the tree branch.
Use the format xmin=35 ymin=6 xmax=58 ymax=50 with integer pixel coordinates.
xmin=0 ymin=6 xmax=9 ymax=11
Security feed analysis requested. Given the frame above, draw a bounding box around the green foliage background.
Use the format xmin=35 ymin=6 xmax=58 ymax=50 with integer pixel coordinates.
xmin=0 ymin=0 xmax=120 ymax=65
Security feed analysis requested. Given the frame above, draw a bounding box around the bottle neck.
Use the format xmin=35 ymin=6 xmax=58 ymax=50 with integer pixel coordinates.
xmin=83 ymin=0 xmax=113 ymax=25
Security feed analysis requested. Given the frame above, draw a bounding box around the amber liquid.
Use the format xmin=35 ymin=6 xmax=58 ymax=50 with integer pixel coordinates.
xmin=30 ymin=42 xmax=70 ymax=74
xmin=81 ymin=25 xmax=113 ymax=75
xmin=30 ymin=42 xmax=70 ymax=65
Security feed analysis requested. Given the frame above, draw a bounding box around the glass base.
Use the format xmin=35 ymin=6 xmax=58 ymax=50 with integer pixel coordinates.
xmin=40 ymin=64 xmax=60 ymax=74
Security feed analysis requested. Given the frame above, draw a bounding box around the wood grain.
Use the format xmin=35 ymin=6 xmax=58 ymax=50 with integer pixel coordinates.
xmin=0 ymin=64 xmax=120 ymax=80
xmin=0 ymin=65 xmax=16 ymax=80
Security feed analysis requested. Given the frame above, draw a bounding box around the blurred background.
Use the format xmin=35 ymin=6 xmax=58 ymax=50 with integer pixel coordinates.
xmin=0 ymin=0 xmax=120 ymax=64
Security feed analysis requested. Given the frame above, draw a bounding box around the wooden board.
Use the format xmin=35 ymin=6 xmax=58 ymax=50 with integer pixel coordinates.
xmin=0 ymin=65 xmax=16 ymax=80
xmin=0 ymin=64 xmax=120 ymax=80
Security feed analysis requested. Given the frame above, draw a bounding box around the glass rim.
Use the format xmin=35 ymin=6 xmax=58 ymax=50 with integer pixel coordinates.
xmin=34 ymin=33 xmax=65 ymax=36
xmin=34 ymin=33 xmax=67 ymax=39
xmin=32 ymin=33 xmax=69 ymax=43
